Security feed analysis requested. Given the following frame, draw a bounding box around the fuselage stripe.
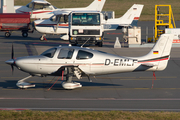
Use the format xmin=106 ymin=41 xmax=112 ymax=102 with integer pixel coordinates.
xmin=138 ymin=55 xmax=169 ymax=63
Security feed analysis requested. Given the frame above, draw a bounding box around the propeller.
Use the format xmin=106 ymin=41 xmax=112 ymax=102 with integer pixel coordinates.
xmin=5 ymin=44 xmax=15 ymax=74
xmin=11 ymin=44 xmax=14 ymax=73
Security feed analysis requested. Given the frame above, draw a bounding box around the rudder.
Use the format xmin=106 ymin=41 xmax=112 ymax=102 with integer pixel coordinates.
xmin=86 ymin=0 xmax=106 ymax=11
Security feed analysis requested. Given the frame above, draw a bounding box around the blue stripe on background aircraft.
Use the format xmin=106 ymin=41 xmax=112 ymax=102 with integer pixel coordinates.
xmin=5 ymin=34 xmax=173 ymax=89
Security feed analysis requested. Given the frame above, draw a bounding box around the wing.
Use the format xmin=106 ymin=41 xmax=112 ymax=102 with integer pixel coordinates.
xmin=53 ymin=10 xmax=72 ymax=16
xmin=33 ymin=0 xmax=51 ymax=5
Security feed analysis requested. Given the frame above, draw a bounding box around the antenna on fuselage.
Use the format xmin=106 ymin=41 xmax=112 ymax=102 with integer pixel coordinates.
xmin=81 ymin=38 xmax=90 ymax=48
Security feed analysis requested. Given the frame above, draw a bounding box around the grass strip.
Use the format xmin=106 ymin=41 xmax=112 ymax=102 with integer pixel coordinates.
xmin=0 ymin=110 xmax=180 ymax=120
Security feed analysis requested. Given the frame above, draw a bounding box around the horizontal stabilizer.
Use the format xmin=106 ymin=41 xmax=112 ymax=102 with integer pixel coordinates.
xmin=141 ymin=63 xmax=157 ymax=67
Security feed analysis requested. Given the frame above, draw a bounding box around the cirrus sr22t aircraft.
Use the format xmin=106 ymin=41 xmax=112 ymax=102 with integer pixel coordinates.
xmin=6 ymin=34 xmax=173 ymax=89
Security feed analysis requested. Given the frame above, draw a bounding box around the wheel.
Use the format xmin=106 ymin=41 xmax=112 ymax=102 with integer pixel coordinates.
xmin=40 ymin=36 xmax=44 ymax=41
xmin=71 ymin=43 xmax=77 ymax=46
xmin=97 ymin=42 xmax=103 ymax=47
xmin=22 ymin=32 xmax=28 ymax=37
xmin=5 ymin=32 xmax=11 ymax=38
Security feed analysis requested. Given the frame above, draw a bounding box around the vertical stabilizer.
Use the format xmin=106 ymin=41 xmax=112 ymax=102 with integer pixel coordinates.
xmin=118 ymin=4 xmax=144 ymax=26
xmin=86 ymin=0 xmax=106 ymax=11
xmin=138 ymin=34 xmax=174 ymax=71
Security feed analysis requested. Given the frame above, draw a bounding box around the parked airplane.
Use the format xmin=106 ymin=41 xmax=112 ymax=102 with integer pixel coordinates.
xmin=33 ymin=4 xmax=143 ymax=41
xmin=14 ymin=0 xmax=106 ymax=19
xmin=5 ymin=34 xmax=173 ymax=89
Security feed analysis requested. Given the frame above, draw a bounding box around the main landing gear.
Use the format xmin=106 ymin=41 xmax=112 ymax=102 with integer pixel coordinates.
xmin=16 ymin=67 xmax=82 ymax=90
xmin=62 ymin=67 xmax=82 ymax=89
xmin=40 ymin=34 xmax=47 ymax=41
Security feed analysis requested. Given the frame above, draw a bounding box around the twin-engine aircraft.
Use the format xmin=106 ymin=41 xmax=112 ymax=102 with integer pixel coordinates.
xmin=14 ymin=0 xmax=106 ymax=19
xmin=5 ymin=34 xmax=173 ymax=89
xmin=33 ymin=4 xmax=143 ymax=40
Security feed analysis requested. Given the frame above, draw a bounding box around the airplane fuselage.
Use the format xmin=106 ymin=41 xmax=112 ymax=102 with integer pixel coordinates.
xmin=33 ymin=19 xmax=68 ymax=34
xmin=14 ymin=46 xmax=160 ymax=77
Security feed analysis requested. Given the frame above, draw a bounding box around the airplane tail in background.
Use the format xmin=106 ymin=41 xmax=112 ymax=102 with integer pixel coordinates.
xmin=86 ymin=0 xmax=106 ymax=11
xmin=137 ymin=34 xmax=174 ymax=71
xmin=118 ymin=4 xmax=144 ymax=27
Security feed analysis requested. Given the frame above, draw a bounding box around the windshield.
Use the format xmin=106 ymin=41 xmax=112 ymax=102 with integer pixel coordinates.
xmin=41 ymin=48 xmax=57 ymax=58
xmin=72 ymin=13 xmax=100 ymax=26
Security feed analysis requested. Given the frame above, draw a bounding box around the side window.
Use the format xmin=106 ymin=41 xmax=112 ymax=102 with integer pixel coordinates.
xmin=58 ymin=48 xmax=74 ymax=59
xmin=43 ymin=5 xmax=52 ymax=10
xmin=76 ymin=50 xmax=93 ymax=60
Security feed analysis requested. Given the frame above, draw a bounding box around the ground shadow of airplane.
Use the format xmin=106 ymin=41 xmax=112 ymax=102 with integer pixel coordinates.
xmin=0 ymin=80 xmax=122 ymax=90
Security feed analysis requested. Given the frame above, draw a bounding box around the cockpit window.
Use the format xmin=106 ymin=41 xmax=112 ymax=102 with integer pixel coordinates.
xmin=50 ymin=15 xmax=61 ymax=22
xmin=53 ymin=6 xmax=57 ymax=9
xmin=26 ymin=2 xmax=53 ymax=10
xmin=41 ymin=48 xmax=57 ymax=58
xmin=26 ymin=3 xmax=33 ymax=9
xmin=58 ymin=48 xmax=74 ymax=59
xmin=50 ymin=15 xmax=56 ymax=22
xmin=76 ymin=50 xmax=93 ymax=60
xmin=41 ymin=5 xmax=50 ymax=10
xmin=50 ymin=15 xmax=68 ymax=23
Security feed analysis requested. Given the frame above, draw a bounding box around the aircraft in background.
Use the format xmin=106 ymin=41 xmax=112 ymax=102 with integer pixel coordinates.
xmin=5 ymin=34 xmax=173 ymax=89
xmin=33 ymin=4 xmax=143 ymax=41
xmin=14 ymin=0 xmax=106 ymax=19
xmin=103 ymin=4 xmax=143 ymax=31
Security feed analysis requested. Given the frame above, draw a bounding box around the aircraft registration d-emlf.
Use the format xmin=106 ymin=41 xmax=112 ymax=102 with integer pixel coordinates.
xmin=14 ymin=0 xmax=106 ymax=19
xmin=5 ymin=34 xmax=173 ymax=89
xmin=33 ymin=4 xmax=143 ymax=40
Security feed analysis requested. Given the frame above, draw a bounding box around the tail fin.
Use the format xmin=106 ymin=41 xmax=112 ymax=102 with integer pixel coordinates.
xmin=86 ymin=0 xmax=106 ymax=11
xmin=118 ymin=4 xmax=144 ymax=26
xmin=138 ymin=34 xmax=174 ymax=71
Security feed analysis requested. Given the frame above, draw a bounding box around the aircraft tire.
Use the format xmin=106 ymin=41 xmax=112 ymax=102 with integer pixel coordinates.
xmin=22 ymin=32 xmax=28 ymax=37
xmin=97 ymin=42 xmax=103 ymax=47
xmin=40 ymin=36 xmax=44 ymax=41
xmin=71 ymin=43 xmax=77 ymax=46
xmin=5 ymin=32 xmax=11 ymax=38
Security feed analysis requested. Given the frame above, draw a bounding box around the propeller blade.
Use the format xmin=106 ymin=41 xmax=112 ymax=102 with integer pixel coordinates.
xmin=11 ymin=44 xmax=15 ymax=74
xmin=11 ymin=64 xmax=14 ymax=74
xmin=11 ymin=44 xmax=14 ymax=59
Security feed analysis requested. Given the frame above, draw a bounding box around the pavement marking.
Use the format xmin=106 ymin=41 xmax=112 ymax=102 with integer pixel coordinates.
xmin=1 ymin=77 xmax=25 ymax=79
xmin=1 ymin=97 xmax=180 ymax=101
xmin=117 ymin=79 xmax=161 ymax=80
xmin=0 ymin=52 xmax=27 ymax=54
xmin=1 ymin=108 xmax=180 ymax=111
xmin=2 ymin=87 xmax=180 ymax=91
xmin=140 ymin=76 xmax=177 ymax=78
xmin=96 ymin=76 xmax=176 ymax=79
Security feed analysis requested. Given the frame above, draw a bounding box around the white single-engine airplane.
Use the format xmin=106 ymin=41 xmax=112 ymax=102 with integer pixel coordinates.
xmin=14 ymin=0 xmax=106 ymax=19
xmin=5 ymin=34 xmax=173 ymax=89
xmin=33 ymin=4 xmax=143 ymax=40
